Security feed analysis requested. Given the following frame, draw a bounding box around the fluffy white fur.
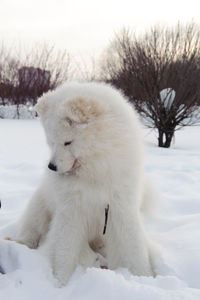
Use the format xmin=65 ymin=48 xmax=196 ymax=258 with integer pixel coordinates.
xmin=14 ymin=81 xmax=156 ymax=285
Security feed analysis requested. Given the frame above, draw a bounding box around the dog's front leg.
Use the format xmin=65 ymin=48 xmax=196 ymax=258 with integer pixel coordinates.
xmin=44 ymin=207 xmax=86 ymax=286
xmin=7 ymin=187 xmax=51 ymax=249
xmin=105 ymin=209 xmax=154 ymax=276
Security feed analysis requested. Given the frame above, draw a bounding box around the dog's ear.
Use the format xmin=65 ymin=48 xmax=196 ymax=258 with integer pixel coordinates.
xmin=35 ymin=93 xmax=49 ymax=116
xmin=65 ymin=97 xmax=104 ymax=124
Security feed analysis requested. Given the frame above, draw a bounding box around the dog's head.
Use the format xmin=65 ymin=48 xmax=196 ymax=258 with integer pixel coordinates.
xmin=35 ymin=82 xmax=142 ymax=182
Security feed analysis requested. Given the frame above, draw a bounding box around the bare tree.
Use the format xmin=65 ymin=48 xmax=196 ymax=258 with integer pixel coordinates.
xmin=0 ymin=43 xmax=72 ymax=117
xmin=101 ymin=23 xmax=200 ymax=148
xmin=0 ymin=44 xmax=20 ymax=105
xmin=73 ymin=54 xmax=101 ymax=81
xmin=23 ymin=43 xmax=71 ymax=91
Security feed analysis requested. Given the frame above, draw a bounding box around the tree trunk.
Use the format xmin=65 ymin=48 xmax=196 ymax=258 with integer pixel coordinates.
xmin=158 ymin=129 xmax=174 ymax=148
xmin=158 ymin=130 xmax=164 ymax=147
xmin=164 ymin=132 xmax=174 ymax=148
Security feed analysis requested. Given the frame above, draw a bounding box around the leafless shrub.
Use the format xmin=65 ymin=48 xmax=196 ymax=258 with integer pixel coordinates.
xmin=0 ymin=43 xmax=72 ymax=117
xmin=73 ymin=54 xmax=101 ymax=81
xmin=101 ymin=22 xmax=200 ymax=147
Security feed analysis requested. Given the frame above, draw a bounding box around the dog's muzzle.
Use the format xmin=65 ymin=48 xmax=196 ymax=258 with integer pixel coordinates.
xmin=48 ymin=158 xmax=80 ymax=174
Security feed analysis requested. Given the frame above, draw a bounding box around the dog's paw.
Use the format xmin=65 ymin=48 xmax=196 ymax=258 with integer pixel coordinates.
xmin=95 ymin=253 xmax=108 ymax=269
xmin=4 ymin=237 xmax=38 ymax=249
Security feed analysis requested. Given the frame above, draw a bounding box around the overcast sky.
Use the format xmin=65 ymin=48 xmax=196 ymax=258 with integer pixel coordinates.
xmin=0 ymin=0 xmax=200 ymax=60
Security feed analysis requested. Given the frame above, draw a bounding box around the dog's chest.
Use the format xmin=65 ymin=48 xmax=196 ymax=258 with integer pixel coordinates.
xmin=67 ymin=182 xmax=110 ymax=237
xmin=49 ymin=175 xmax=111 ymax=238
xmin=78 ymin=186 xmax=109 ymax=230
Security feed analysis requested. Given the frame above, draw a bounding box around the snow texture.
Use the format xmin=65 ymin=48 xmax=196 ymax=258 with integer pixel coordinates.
xmin=0 ymin=105 xmax=35 ymax=119
xmin=0 ymin=119 xmax=200 ymax=299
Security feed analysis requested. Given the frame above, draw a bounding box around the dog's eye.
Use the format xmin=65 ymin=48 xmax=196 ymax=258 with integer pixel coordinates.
xmin=64 ymin=141 xmax=72 ymax=146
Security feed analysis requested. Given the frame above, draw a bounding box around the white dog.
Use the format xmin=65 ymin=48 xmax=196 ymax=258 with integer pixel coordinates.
xmin=13 ymin=82 xmax=155 ymax=285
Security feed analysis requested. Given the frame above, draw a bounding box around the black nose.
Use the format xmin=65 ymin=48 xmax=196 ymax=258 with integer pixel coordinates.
xmin=48 ymin=162 xmax=57 ymax=172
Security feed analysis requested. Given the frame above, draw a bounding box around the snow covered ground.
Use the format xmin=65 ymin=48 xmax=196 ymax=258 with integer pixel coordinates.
xmin=0 ymin=119 xmax=200 ymax=300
